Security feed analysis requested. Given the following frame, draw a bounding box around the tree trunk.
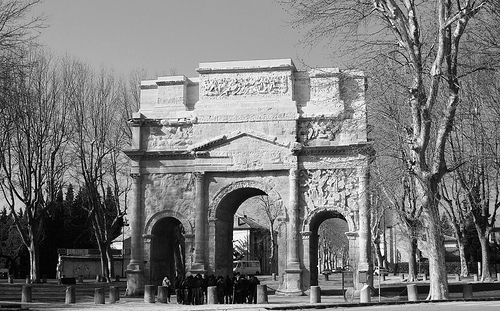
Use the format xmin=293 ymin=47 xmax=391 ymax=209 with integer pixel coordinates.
xmin=28 ymin=238 xmax=40 ymax=283
xmin=98 ymin=243 xmax=110 ymax=282
xmin=457 ymin=239 xmax=469 ymax=277
xmin=477 ymin=232 xmax=492 ymax=281
xmin=408 ymin=237 xmax=418 ymax=282
xmin=106 ymin=247 xmax=114 ymax=281
xmin=423 ymin=206 xmax=449 ymax=300
xmin=373 ymin=239 xmax=384 ymax=269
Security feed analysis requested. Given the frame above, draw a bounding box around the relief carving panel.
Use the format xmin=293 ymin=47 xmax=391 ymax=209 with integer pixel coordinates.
xmin=298 ymin=118 xmax=344 ymax=146
xmin=144 ymin=173 xmax=195 ymax=222
xmin=299 ymin=169 xmax=358 ymax=215
xmin=145 ymin=125 xmax=194 ymax=150
xmin=200 ymin=72 xmax=290 ymax=99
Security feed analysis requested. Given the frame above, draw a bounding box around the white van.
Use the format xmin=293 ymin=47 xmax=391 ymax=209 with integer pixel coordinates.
xmin=233 ymin=260 xmax=261 ymax=275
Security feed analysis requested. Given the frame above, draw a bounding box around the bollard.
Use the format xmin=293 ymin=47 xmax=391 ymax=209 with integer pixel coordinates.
xmin=400 ymin=273 xmax=405 ymax=281
xmin=324 ymin=274 xmax=329 ymax=281
xmin=360 ymin=284 xmax=371 ymax=303
xmin=109 ymin=286 xmax=119 ymax=303
xmin=422 ymin=274 xmax=427 ymax=281
xmin=144 ymin=285 xmax=156 ymax=303
xmin=256 ymin=284 xmax=268 ymax=304
xmin=157 ymin=286 xmax=169 ymax=303
xmin=407 ymin=284 xmax=418 ymax=301
xmin=65 ymin=286 xmax=75 ymax=304
xmin=473 ymin=274 xmax=478 ymax=282
xmin=463 ymin=283 xmax=473 ymax=299
xmin=310 ymin=286 xmax=321 ymax=303
xmin=497 ymin=273 xmax=500 ymax=282
xmin=272 ymin=273 xmax=276 ymax=281
xmin=94 ymin=288 xmax=105 ymax=304
xmin=25 ymin=276 xmax=30 ymax=284
xmin=8 ymin=275 xmax=14 ymax=284
xmin=207 ymin=286 xmax=217 ymax=304
xmin=78 ymin=275 xmax=84 ymax=283
xmin=381 ymin=274 xmax=386 ymax=282
xmin=455 ymin=274 xmax=461 ymax=282
xmin=21 ymin=285 xmax=32 ymax=303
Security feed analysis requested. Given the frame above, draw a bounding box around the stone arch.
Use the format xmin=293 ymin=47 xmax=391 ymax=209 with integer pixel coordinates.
xmin=144 ymin=210 xmax=194 ymax=236
xmin=303 ymin=206 xmax=355 ymax=286
xmin=302 ymin=206 xmax=357 ymax=234
xmin=208 ymin=179 xmax=284 ymax=221
xmin=207 ymin=179 xmax=285 ymax=277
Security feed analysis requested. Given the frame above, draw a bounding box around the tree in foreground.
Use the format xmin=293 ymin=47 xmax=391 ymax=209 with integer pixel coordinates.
xmin=283 ymin=0 xmax=499 ymax=299
xmin=0 ymin=51 xmax=70 ymax=282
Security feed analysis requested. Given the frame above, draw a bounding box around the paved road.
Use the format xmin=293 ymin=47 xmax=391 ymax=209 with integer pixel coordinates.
xmin=4 ymin=299 xmax=499 ymax=311
xmin=332 ymin=301 xmax=500 ymax=311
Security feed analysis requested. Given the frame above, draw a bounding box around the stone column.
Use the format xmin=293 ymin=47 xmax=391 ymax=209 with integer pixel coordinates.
xmin=277 ymin=168 xmax=303 ymax=295
xmin=191 ymin=172 xmax=206 ymax=273
xmin=288 ymin=169 xmax=300 ymax=268
xmin=126 ymin=173 xmax=145 ymax=296
xmin=357 ymin=166 xmax=372 ymax=287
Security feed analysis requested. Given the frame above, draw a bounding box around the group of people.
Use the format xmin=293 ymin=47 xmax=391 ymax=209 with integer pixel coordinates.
xmin=168 ymin=273 xmax=260 ymax=305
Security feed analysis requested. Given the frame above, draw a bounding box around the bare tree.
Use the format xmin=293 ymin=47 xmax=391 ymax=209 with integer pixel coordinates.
xmin=446 ymin=70 xmax=500 ymax=281
xmin=283 ymin=0 xmax=497 ymax=299
xmin=252 ymin=195 xmax=283 ymax=273
xmin=67 ymin=62 xmax=128 ymax=282
xmin=0 ymin=50 xmax=70 ymax=282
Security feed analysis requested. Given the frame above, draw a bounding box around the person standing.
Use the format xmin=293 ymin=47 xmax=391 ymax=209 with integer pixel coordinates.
xmin=162 ymin=276 xmax=172 ymax=302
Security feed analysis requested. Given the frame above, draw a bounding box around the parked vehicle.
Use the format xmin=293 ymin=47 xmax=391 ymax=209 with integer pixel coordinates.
xmin=233 ymin=260 xmax=261 ymax=275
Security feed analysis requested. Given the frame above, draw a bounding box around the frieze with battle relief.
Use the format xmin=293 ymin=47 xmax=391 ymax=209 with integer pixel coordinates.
xmin=144 ymin=173 xmax=195 ymax=221
xmin=298 ymin=118 xmax=344 ymax=146
xmin=200 ymin=73 xmax=289 ymax=98
xmin=144 ymin=125 xmax=194 ymax=150
xmin=299 ymin=168 xmax=358 ymax=215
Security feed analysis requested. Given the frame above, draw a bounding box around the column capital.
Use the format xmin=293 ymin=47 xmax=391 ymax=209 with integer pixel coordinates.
xmin=289 ymin=168 xmax=299 ymax=179
xmin=130 ymin=173 xmax=141 ymax=181
xmin=193 ymin=171 xmax=205 ymax=180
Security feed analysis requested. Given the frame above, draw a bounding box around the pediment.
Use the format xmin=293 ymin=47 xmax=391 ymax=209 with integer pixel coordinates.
xmin=189 ymin=130 xmax=295 ymax=152
xmin=188 ymin=130 xmax=300 ymax=170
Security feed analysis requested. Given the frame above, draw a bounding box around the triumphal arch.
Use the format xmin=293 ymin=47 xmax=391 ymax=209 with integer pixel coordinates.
xmin=124 ymin=59 xmax=372 ymax=296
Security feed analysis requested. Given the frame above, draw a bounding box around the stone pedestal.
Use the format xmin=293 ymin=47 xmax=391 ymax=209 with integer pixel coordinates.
xmin=256 ymin=285 xmax=268 ymax=303
xmin=126 ymin=269 xmax=145 ymax=296
xmin=276 ymin=269 xmax=303 ymax=296
xmin=65 ymin=286 xmax=75 ymax=304
xmin=310 ymin=286 xmax=321 ymax=303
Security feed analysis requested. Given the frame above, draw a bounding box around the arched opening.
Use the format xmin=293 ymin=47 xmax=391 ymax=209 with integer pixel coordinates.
xmin=150 ymin=217 xmax=185 ymax=286
xmin=213 ymin=187 xmax=268 ymax=277
xmin=309 ymin=210 xmax=348 ymax=286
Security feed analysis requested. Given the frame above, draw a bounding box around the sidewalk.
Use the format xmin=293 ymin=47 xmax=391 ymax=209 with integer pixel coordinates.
xmin=2 ymin=274 xmax=500 ymax=310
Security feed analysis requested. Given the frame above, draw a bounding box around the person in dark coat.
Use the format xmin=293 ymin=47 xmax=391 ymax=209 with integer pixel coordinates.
xmin=247 ymin=275 xmax=260 ymax=303
xmin=216 ymin=275 xmax=225 ymax=304
xmin=174 ymin=276 xmax=183 ymax=304
xmin=224 ymin=275 xmax=233 ymax=304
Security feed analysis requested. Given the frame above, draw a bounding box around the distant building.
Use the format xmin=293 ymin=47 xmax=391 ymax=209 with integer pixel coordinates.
xmin=233 ymin=213 xmax=272 ymax=274
xmin=57 ymin=248 xmax=126 ymax=279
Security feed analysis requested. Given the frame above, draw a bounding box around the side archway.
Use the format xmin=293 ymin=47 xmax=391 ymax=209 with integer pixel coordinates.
xmin=303 ymin=207 xmax=354 ymax=286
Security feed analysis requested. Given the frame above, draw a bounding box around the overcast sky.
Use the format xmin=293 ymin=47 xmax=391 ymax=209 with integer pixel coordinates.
xmin=32 ymin=0 xmax=337 ymax=79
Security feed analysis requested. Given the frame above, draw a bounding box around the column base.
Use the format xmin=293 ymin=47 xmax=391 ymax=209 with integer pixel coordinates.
xmin=125 ymin=269 xmax=144 ymax=296
xmin=276 ymin=268 xmax=304 ymax=296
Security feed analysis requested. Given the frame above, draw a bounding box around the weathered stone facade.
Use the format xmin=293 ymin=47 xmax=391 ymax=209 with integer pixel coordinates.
xmin=124 ymin=59 xmax=372 ymax=296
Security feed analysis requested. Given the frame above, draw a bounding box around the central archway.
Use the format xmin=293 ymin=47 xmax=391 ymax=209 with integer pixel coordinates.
xmin=208 ymin=180 xmax=284 ymax=277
